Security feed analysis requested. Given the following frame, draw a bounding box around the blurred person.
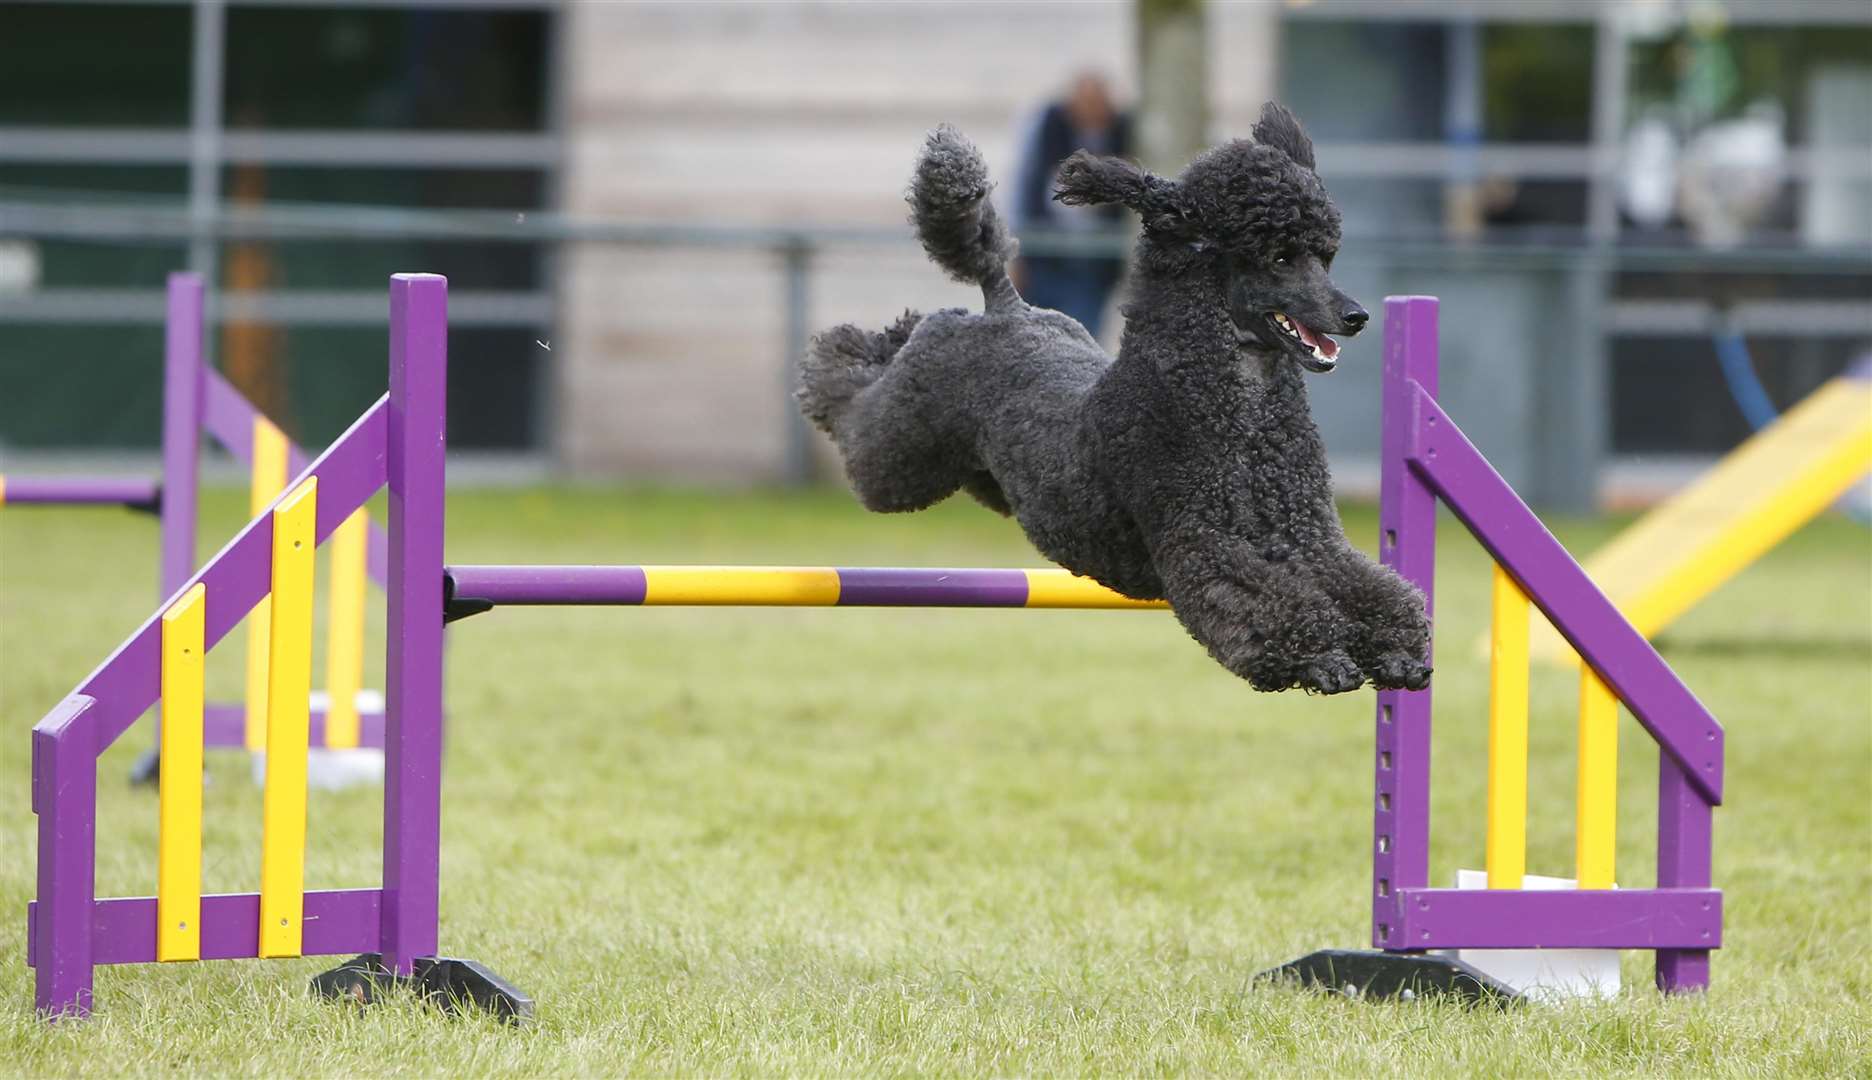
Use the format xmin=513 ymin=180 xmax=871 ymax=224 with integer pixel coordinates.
xmin=1008 ymin=72 xmax=1132 ymax=337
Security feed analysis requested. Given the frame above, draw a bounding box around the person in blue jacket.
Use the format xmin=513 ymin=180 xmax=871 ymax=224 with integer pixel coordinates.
xmin=1008 ymin=71 xmax=1132 ymax=338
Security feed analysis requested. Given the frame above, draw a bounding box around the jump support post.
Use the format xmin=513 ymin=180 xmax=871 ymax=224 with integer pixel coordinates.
xmin=27 ymin=280 xmax=1721 ymax=1021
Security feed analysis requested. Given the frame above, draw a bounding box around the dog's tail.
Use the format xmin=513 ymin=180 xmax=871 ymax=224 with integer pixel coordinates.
xmin=909 ymin=126 xmax=1021 ymax=314
xmin=796 ymin=310 xmax=923 ymax=435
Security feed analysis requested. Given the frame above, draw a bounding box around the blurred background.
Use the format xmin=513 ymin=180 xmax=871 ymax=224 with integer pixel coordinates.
xmin=0 ymin=0 xmax=1867 ymax=511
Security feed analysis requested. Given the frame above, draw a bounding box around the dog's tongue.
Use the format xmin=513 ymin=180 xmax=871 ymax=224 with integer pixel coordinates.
xmin=1293 ymin=317 xmax=1339 ymax=360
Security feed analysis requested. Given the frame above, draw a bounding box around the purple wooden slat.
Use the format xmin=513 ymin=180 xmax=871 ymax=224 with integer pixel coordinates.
xmin=203 ymin=367 xmax=392 ymax=587
xmin=160 ymin=273 xmax=204 ymax=598
xmin=200 ymin=703 xmax=386 ymax=748
xmin=31 ymin=889 xmax=384 ymax=966
xmin=2 ymin=478 xmax=161 ymax=506
xmin=67 ymin=399 xmax=390 ymax=754
xmin=838 ymin=567 xmax=1029 ymax=606
xmin=1373 ymin=296 xmax=1439 ymax=952
xmin=32 ymin=696 xmax=98 ymax=1018
xmin=1656 ymin=755 xmax=1715 ymax=991
xmin=447 ymin=565 xmax=647 ymax=606
xmin=200 ymin=368 xmax=257 ymax=464
xmin=381 ymin=273 xmax=448 ymax=975
xmin=1405 ymin=384 xmax=1724 ymax=803
xmin=1393 ymin=887 xmax=1721 ymax=950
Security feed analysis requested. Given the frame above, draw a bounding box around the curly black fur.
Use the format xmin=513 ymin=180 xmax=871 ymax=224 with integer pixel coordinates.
xmin=797 ymin=102 xmax=1431 ymax=694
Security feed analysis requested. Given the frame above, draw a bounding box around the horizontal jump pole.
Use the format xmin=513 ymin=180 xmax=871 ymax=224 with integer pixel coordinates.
xmin=1 ymin=476 xmax=160 ymax=511
xmin=443 ymin=565 xmax=1168 ymax=616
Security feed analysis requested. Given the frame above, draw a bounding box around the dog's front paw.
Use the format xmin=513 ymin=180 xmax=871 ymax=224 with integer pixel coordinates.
xmin=1366 ymin=653 xmax=1432 ymax=691
xmin=1299 ymin=650 xmax=1365 ymax=695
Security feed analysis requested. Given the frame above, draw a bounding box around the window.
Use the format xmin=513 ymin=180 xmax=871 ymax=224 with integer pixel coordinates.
xmin=0 ymin=4 xmax=190 ymax=126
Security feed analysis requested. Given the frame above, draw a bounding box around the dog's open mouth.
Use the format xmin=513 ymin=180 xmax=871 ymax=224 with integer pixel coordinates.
xmin=1269 ymin=312 xmax=1340 ymax=372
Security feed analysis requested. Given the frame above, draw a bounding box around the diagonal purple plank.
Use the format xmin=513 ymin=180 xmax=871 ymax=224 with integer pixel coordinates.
xmin=203 ymin=367 xmax=391 ymax=586
xmin=1405 ymin=382 xmax=1723 ymax=804
xmin=69 ymin=397 xmax=390 ymax=753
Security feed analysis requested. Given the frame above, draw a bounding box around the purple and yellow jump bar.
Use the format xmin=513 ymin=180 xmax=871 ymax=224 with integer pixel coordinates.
xmin=444 ymin=565 xmax=1168 ymax=611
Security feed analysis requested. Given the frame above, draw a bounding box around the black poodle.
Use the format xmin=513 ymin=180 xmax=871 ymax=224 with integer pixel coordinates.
xmin=796 ymin=102 xmax=1430 ymax=694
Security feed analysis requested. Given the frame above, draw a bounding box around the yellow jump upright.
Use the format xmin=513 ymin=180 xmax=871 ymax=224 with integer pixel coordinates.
xmin=1485 ymin=561 xmax=1621 ymax=895
xmin=258 ymin=477 xmax=316 ymax=958
xmin=1485 ymin=567 xmax=1529 ymax=890
xmin=158 ymin=584 xmax=207 ymax=962
xmin=323 ymin=508 xmax=369 ymax=748
xmin=243 ymin=417 xmax=291 ymax=749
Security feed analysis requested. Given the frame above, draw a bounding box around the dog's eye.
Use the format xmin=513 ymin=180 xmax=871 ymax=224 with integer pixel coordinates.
xmin=1274 ymin=256 xmax=1287 ymax=266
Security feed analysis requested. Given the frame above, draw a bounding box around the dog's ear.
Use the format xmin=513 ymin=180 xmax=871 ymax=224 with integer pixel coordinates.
xmin=1252 ymin=101 xmax=1316 ymax=170
xmin=1054 ymin=152 xmax=1194 ymax=238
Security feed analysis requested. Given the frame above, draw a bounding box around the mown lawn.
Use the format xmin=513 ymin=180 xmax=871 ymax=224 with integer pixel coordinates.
xmin=2 ymin=487 xmax=1868 ymax=1076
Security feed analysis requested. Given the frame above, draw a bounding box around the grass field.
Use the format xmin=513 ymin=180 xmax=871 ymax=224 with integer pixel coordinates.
xmin=2 ymin=486 xmax=1868 ymax=1076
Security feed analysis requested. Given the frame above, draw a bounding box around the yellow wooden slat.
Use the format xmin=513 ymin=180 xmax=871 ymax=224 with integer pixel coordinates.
xmin=0 ymin=475 xmax=7 ymax=506
xmin=1485 ymin=566 xmax=1529 ymax=890
xmin=244 ymin=418 xmax=291 ymax=750
xmin=258 ymin=476 xmax=316 ymax=958
xmin=1575 ymin=666 xmax=1619 ymax=889
xmin=323 ymin=508 xmax=368 ymax=749
xmin=158 ymin=583 xmax=206 ymax=962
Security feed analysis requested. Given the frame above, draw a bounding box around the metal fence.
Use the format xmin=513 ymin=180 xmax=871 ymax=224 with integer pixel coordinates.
xmin=3 ymin=193 xmax=1870 ymax=506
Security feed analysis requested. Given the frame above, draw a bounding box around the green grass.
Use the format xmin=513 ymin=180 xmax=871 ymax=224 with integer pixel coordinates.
xmin=2 ymin=487 xmax=1869 ymax=1076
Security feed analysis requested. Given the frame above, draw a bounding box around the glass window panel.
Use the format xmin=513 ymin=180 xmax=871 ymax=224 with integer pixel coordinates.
xmin=1610 ymin=336 xmax=1860 ymax=455
xmin=1278 ymin=21 xmax=1448 ymax=142
xmin=0 ymin=165 xmax=187 ymax=202
xmin=223 ymin=7 xmax=550 ymax=132
xmin=0 ymin=3 xmax=190 ymax=126
xmin=14 ymin=241 xmax=189 ymax=290
xmin=0 ymin=326 xmax=164 ymax=448
xmin=1631 ymin=25 xmax=1872 ymax=145
xmin=1482 ymin=23 xmax=1594 ymax=144
xmin=219 ymin=165 xmax=546 ymax=210
xmin=217 ymin=239 xmax=544 ymax=293
xmin=228 ymin=325 xmax=543 ymax=452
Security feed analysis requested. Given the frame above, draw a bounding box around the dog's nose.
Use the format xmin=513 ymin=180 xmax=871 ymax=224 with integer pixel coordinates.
xmin=1342 ymin=306 xmax=1369 ymax=333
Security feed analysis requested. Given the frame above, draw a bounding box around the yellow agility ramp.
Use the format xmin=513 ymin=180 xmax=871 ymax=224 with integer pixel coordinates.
xmin=1531 ymin=375 xmax=1872 ymax=665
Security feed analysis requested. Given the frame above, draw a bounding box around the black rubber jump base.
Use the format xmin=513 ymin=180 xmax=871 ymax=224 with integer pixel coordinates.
xmin=311 ymin=953 xmax=535 ymax=1024
xmin=1257 ymin=949 xmax=1521 ymax=1006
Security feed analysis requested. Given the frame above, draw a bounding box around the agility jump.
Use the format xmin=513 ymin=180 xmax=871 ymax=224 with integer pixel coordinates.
xmin=3 ymin=274 xmax=388 ymax=762
xmin=27 ymin=277 xmax=1722 ymax=1021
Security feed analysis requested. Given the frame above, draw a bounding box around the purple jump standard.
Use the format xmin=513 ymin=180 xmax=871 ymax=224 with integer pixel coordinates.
xmin=1259 ymin=296 xmax=1722 ymax=1002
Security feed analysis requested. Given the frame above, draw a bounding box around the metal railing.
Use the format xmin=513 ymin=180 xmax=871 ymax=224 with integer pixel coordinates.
xmin=3 ymin=194 xmax=1869 ymax=488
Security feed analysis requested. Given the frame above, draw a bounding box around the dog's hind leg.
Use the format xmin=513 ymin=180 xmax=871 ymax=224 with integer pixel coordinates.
xmin=796 ymin=311 xmax=922 ymax=435
xmin=832 ymin=369 xmax=978 ymax=512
